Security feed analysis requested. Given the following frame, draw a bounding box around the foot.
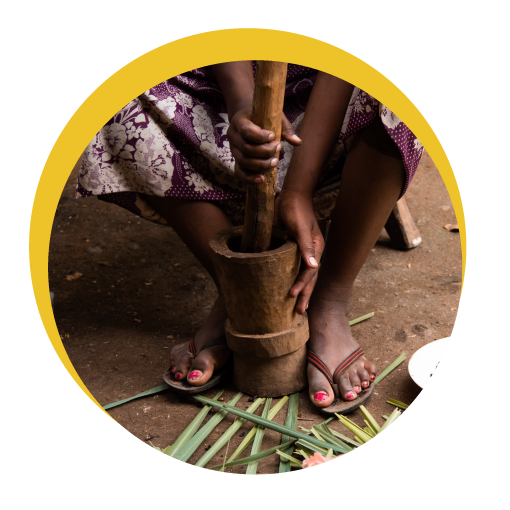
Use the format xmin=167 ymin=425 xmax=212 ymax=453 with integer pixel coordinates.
xmin=307 ymin=293 xmax=377 ymax=408
xmin=169 ymin=296 xmax=231 ymax=386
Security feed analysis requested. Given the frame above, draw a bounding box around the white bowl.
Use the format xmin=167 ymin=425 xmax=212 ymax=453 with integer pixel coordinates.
xmin=408 ymin=337 xmax=451 ymax=389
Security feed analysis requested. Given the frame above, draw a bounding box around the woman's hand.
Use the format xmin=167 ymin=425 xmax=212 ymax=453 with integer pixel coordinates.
xmin=227 ymin=110 xmax=301 ymax=184
xmin=275 ymin=190 xmax=325 ymax=314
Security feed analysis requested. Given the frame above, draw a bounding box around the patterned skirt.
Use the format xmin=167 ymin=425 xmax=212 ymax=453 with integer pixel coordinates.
xmin=77 ymin=64 xmax=423 ymax=226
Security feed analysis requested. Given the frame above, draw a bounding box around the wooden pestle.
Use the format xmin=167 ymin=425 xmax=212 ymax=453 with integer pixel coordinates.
xmin=240 ymin=61 xmax=288 ymax=253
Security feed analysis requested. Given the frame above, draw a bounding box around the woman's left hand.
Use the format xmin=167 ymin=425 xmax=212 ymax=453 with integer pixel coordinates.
xmin=275 ymin=190 xmax=325 ymax=314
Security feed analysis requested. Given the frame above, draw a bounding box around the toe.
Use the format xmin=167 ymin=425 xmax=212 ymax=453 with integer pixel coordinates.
xmin=173 ymin=352 xmax=191 ymax=381
xmin=307 ymin=364 xmax=335 ymax=408
xmin=186 ymin=357 xmax=214 ymax=387
xmin=338 ymin=374 xmax=358 ymax=401
xmin=349 ymin=370 xmax=362 ymax=394
xmin=187 ymin=345 xmax=230 ymax=387
xmin=363 ymin=359 xmax=377 ymax=382
xmin=357 ymin=366 xmax=371 ymax=389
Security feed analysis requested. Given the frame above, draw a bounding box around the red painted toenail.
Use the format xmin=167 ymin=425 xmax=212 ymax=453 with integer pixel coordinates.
xmin=189 ymin=371 xmax=202 ymax=381
xmin=347 ymin=392 xmax=356 ymax=399
xmin=314 ymin=392 xmax=328 ymax=402
xmin=362 ymin=381 xmax=369 ymax=387
xmin=175 ymin=373 xmax=182 ymax=380
xmin=354 ymin=386 xmax=361 ymax=393
xmin=171 ymin=367 xmax=176 ymax=372
xmin=370 ymin=375 xmax=376 ymax=381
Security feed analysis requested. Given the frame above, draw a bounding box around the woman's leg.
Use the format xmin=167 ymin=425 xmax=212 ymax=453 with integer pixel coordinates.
xmin=148 ymin=196 xmax=232 ymax=386
xmin=307 ymin=135 xmax=406 ymax=407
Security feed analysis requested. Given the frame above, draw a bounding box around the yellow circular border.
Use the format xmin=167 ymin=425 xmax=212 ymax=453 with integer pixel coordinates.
xmin=30 ymin=28 xmax=465 ymax=411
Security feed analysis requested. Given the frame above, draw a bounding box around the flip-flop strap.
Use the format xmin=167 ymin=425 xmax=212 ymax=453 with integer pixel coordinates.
xmin=188 ymin=337 xmax=228 ymax=360
xmin=307 ymin=350 xmax=334 ymax=386
xmin=333 ymin=347 xmax=364 ymax=383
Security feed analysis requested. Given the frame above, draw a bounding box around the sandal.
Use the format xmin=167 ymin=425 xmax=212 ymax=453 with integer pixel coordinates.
xmin=163 ymin=337 xmax=232 ymax=395
xmin=308 ymin=346 xmax=374 ymax=415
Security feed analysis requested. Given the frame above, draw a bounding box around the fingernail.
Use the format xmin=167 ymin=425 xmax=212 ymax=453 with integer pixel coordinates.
xmin=254 ymin=176 xmax=263 ymax=183
xmin=362 ymin=381 xmax=369 ymax=387
xmin=305 ymin=304 xmax=309 ymax=310
xmin=370 ymin=375 xmax=376 ymax=381
xmin=309 ymin=256 xmax=318 ymax=267
xmin=268 ymin=133 xmax=275 ymax=141
xmin=276 ymin=143 xmax=282 ymax=152
xmin=354 ymin=386 xmax=361 ymax=393
xmin=175 ymin=373 xmax=182 ymax=380
xmin=270 ymin=158 xmax=278 ymax=167
xmin=189 ymin=371 xmax=202 ymax=381
xmin=292 ymin=134 xmax=302 ymax=142
xmin=346 ymin=392 xmax=356 ymax=399
xmin=314 ymin=392 xmax=329 ymax=402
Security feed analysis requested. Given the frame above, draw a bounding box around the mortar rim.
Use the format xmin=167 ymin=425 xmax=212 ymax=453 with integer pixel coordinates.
xmin=209 ymin=225 xmax=297 ymax=259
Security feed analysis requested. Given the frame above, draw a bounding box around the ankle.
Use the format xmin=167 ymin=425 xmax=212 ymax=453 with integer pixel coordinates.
xmin=308 ymin=283 xmax=353 ymax=316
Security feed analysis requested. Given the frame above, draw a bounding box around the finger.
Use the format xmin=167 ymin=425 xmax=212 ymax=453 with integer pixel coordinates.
xmin=239 ymin=140 xmax=282 ymax=159
xmin=281 ymin=114 xmax=302 ymax=146
xmin=231 ymin=146 xmax=279 ymax=175
xmin=237 ymin=117 xmax=275 ymax=144
xmin=295 ymin=273 xmax=317 ymax=314
xmin=234 ymin=163 xmax=265 ymax=184
xmin=290 ymin=266 xmax=318 ymax=298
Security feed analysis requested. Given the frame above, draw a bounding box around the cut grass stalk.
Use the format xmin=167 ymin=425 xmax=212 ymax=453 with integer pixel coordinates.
xmin=276 ymin=449 xmax=303 ymax=469
xmin=279 ymin=393 xmax=299 ymax=473
xmin=174 ymin=392 xmax=243 ymax=462
xmin=382 ymin=414 xmax=390 ymax=421
xmin=164 ymin=390 xmax=223 ymax=456
xmin=364 ymin=421 xmax=378 ymax=437
xmin=246 ymin=398 xmax=272 ymax=474
xmin=323 ymin=427 xmax=361 ymax=448
xmin=335 ymin=413 xmax=373 ymax=444
xmin=227 ymin=396 xmax=288 ymax=464
xmin=103 ymin=384 xmax=169 ymax=410
xmin=314 ymin=424 xmax=353 ymax=451
xmin=195 ymin=395 xmax=349 ymax=454
xmin=386 ymin=398 xmax=409 ymax=410
xmin=360 ymin=405 xmax=381 ymax=433
xmin=208 ymin=439 xmax=296 ymax=470
xmin=349 ymin=312 xmax=375 ymax=326
xmin=296 ymin=439 xmax=329 ymax=455
xmin=194 ymin=398 xmax=265 ymax=468
xmin=374 ymin=353 xmax=407 ymax=385
xmin=326 ymin=448 xmax=334 ymax=458
xmin=380 ymin=407 xmax=401 ymax=432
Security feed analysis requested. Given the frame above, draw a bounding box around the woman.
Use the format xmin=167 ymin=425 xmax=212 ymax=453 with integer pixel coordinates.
xmin=77 ymin=61 xmax=423 ymax=410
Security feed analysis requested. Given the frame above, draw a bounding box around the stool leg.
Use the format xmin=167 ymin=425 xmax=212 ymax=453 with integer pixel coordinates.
xmin=384 ymin=196 xmax=422 ymax=250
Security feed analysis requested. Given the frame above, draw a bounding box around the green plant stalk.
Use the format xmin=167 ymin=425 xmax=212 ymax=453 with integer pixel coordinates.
xmin=163 ymin=390 xmax=223 ymax=456
xmin=227 ymin=396 xmax=288 ymax=464
xmin=360 ymin=405 xmax=381 ymax=433
xmin=382 ymin=414 xmax=390 ymax=421
xmin=296 ymin=439 xmax=329 ymax=455
xmin=335 ymin=414 xmax=373 ymax=443
xmin=194 ymin=398 xmax=265 ymax=468
xmin=195 ymin=395 xmax=349 ymax=454
xmin=349 ymin=312 xmax=375 ymax=326
xmin=354 ymin=436 xmax=366 ymax=444
xmin=279 ymin=393 xmax=299 ymax=473
xmin=386 ymin=398 xmax=409 ymax=409
xmin=364 ymin=421 xmax=378 ymax=437
xmin=103 ymin=384 xmax=170 ymax=410
xmin=323 ymin=426 xmax=361 ymax=448
xmin=276 ymin=450 xmax=303 ymax=468
xmin=380 ymin=407 xmax=401 ymax=432
xmin=314 ymin=424 xmax=353 ymax=451
xmin=326 ymin=448 xmax=334 ymax=458
xmin=174 ymin=392 xmax=243 ymax=462
xmin=208 ymin=440 xmax=297 ymax=470
xmin=246 ymin=398 xmax=272 ymax=474
xmin=374 ymin=353 xmax=407 ymax=385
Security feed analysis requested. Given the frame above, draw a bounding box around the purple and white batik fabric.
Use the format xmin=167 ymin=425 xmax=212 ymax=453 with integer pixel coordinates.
xmin=77 ymin=64 xmax=423 ymax=220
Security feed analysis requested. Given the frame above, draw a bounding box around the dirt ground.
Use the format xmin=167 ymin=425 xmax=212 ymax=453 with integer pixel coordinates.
xmin=48 ymin=150 xmax=461 ymax=474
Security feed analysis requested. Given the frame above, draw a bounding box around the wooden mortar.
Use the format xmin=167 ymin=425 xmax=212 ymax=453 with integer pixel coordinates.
xmin=210 ymin=226 xmax=308 ymax=396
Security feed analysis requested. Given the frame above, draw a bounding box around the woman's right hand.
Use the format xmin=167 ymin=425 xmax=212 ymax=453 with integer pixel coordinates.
xmin=227 ymin=110 xmax=302 ymax=184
